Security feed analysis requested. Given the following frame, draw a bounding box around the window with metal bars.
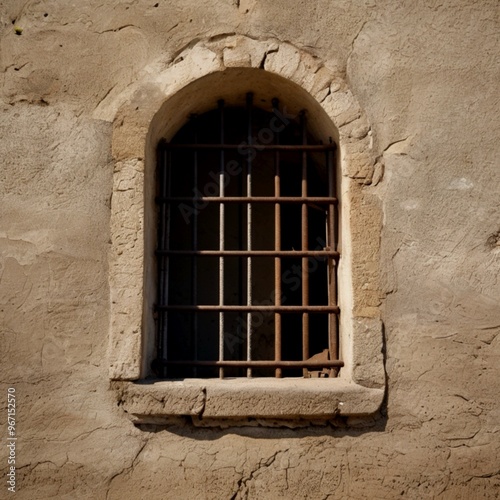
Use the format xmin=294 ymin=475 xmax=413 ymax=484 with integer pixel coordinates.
xmin=153 ymin=93 xmax=342 ymax=379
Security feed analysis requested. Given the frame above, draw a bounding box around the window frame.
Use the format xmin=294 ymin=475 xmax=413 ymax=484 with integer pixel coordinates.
xmin=107 ymin=37 xmax=385 ymax=423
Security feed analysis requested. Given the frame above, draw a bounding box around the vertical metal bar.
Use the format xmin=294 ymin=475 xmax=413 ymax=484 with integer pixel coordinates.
xmin=157 ymin=145 xmax=172 ymax=378
xmin=191 ymin=114 xmax=199 ymax=376
xmin=327 ymin=145 xmax=338 ymax=363
xmin=300 ymin=111 xmax=309 ymax=377
xmin=164 ymin=151 xmax=172 ymax=376
xmin=246 ymin=92 xmax=253 ymax=378
xmin=218 ymin=100 xmax=225 ymax=379
xmin=272 ymin=98 xmax=282 ymax=378
xmin=237 ymin=138 xmax=244 ymax=366
xmin=156 ymin=145 xmax=167 ymax=377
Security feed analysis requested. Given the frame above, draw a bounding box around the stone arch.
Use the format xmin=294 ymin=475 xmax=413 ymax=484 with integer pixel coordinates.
xmin=108 ymin=35 xmax=384 ymax=405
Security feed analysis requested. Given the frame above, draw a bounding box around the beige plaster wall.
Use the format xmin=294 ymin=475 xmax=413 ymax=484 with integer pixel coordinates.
xmin=1 ymin=1 xmax=499 ymax=498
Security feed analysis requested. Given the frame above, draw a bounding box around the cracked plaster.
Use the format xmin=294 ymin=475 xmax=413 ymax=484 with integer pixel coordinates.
xmin=1 ymin=1 xmax=499 ymax=498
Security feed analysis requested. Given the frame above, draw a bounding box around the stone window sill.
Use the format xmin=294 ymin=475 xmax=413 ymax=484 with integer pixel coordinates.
xmin=114 ymin=378 xmax=384 ymax=424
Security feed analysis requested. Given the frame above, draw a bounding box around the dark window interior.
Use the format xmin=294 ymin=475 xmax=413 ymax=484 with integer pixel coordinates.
xmin=153 ymin=94 xmax=341 ymax=379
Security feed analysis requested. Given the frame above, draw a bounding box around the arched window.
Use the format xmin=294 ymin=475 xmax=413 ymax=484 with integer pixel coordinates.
xmin=108 ymin=41 xmax=385 ymax=420
xmin=153 ymin=93 xmax=342 ymax=379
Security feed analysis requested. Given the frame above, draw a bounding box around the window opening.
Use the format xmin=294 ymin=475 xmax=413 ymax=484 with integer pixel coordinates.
xmin=154 ymin=93 xmax=342 ymax=379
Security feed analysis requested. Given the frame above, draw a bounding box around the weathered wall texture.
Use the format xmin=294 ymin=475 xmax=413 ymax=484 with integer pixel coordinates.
xmin=1 ymin=1 xmax=499 ymax=498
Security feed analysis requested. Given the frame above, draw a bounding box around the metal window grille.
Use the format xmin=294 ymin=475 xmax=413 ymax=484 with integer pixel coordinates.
xmin=153 ymin=93 xmax=343 ymax=379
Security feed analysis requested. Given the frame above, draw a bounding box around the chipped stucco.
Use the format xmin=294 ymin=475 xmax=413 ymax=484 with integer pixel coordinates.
xmin=1 ymin=1 xmax=499 ymax=498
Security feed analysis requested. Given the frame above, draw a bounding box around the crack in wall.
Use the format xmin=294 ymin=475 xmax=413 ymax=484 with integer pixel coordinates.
xmin=95 ymin=24 xmax=139 ymax=35
xmin=383 ymin=136 xmax=410 ymax=155
xmin=259 ymin=46 xmax=279 ymax=69
xmin=347 ymin=20 xmax=368 ymax=69
xmin=106 ymin=438 xmax=149 ymax=500
xmin=230 ymin=449 xmax=286 ymax=500
xmin=95 ymin=84 xmax=117 ymax=111
xmin=193 ymin=387 xmax=207 ymax=419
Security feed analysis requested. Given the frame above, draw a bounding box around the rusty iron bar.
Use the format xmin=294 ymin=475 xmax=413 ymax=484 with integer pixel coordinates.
xmin=163 ymin=149 xmax=172 ymax=376
xmin=162 ymin=143 xmax=337 ymax=151
xmin=237 ymin=123 xmax=245 ymax=370
xmin=327 ymin=147 xmax=339 ymax=363
xmin=156 ymin=305 xmax=340 ymax=313
xmin=300 ymin=110 xmax=309 ymax=376
xmin=273 ymin=97 xmax=282 ymax=378
xmin=156 ymin=196 xmax=338 ymax=204
xmin=246 ymin=92 xmax=253 ymax=378
xmin=156 ymin=249 xmax=339 ymax=258
xmin=190 ymin=114 xmax=199 ymax=375
xmin=156 ymin=145 xmax=169 ymax=377
xmin=157 ymin=359 xmax=344 ymax=368
xmin=218 ymin=99 xmax=225 ymax=379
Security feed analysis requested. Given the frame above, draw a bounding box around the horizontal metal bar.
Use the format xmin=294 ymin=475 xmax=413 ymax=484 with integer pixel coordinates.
xmin=161 ymin=143 xmax=337 ymax=151
xmin=156 ymin=249 xmax=340 ymax=258
xmin=156 ymin=359 xmax=344 ymax=368
xmin=156 ymin=196 xmax=338 ymax=205
xmin=156 ymin=305 xmax=340 ymax=313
